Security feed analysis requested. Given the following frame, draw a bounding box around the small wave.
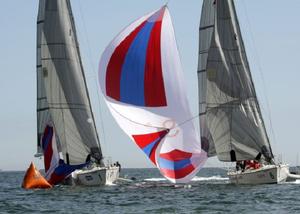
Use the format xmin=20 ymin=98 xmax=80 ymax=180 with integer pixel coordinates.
xmin=192 ymin=175 xmax=229 ymax=181
xmin=106 ymin=183 xmax=117 ymax=186
xmin=144 ymin=176 xmax=228 ymax=182
xmin=144 ymin=178 xmax=166 ymax=182
xmin=286 ymin=179 xmax=300 ymax=184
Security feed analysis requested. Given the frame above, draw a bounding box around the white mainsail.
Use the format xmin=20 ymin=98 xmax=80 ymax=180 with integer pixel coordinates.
xmin=37 ymin=0 xmax=102 ymax=165
xmin=198 ymin=0 xmax=273 ymax=162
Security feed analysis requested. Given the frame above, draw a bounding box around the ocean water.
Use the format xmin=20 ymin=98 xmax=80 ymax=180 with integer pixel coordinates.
xmin=1 ymin=168 xmax=300 ymax=213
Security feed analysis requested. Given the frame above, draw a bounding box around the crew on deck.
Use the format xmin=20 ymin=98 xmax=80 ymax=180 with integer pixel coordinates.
xmin=113 ymin=161 xmax=121 ymax=172
xmin=236 ymin=160 xmax=261 ymax=172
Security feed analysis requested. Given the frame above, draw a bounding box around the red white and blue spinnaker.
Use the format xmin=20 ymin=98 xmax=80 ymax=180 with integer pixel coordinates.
xmin=99 ymin=6 xmax=207 ymax=183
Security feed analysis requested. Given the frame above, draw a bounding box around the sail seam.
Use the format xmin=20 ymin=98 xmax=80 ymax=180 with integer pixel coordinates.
xmin=41 ymin=42 xmax=77 ymax=46
xmin=37 ymin=106 xmax=90 ymax=112
xmin=41 ymin=57 xmax=76 ymax=61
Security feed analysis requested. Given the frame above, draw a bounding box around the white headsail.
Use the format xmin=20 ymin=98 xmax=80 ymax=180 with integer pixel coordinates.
xmin=198 ymin=0 xmax=273 ymax=162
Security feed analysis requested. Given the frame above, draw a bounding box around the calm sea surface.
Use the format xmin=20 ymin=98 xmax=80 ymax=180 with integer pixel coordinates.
xmin=1 ymin=168 xmax=300 ymax=213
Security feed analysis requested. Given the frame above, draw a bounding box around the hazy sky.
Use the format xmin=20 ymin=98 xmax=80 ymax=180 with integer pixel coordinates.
xmin=1 ymin=0 xmax=300 ymax=170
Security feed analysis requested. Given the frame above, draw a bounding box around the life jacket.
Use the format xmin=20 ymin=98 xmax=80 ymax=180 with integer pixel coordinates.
xmin=254 ymin=162 xmax=261 ymax=169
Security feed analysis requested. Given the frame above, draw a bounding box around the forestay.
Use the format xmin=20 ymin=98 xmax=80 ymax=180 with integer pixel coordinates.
xmin=37 ymin=0 xmax=102 ymax=165
xmin=99 ymin=6 xmax=207 ymax=183
xmin=198 ymin=0 xmax=273 ymax=162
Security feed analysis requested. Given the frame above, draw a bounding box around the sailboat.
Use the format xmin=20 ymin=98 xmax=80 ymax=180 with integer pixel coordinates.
xmin=35 ymin=0 xmax=119 ymax=186
xmin=99 ymin=6 xmax=207 ymax=183
xmin=198 ymin=0 xmax=290 ymax=184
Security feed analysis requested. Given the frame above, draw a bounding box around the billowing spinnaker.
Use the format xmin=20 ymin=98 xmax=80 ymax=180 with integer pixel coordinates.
xmin=99 ymin=7 xmax=207 ymax=183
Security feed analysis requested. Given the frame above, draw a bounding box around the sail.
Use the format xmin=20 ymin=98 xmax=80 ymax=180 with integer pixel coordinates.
xmin=99 ymin=6 xmax=207 ymax=183
xmin=37 ymin=0 xmax=102 ymax=165
xmin=41 ymin=125 xmax=87 ymax=185
xmin=198 ymin=0 xmax=273 ymax=162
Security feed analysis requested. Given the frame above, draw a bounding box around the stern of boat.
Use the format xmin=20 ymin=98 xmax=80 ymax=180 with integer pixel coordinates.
xmin=72 ymin=166 xmax=120 ymax=186
xmin=228 ymin=164 xmax=289 ymax=184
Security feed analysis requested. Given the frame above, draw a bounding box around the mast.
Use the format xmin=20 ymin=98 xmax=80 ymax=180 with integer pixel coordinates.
xmin=198 ymin=0 xmax=273 ymax=162
xmin=36 ymin=0 xmax=49 ymax=156
xmin=36 ymin=0 xmax=103 ymax=164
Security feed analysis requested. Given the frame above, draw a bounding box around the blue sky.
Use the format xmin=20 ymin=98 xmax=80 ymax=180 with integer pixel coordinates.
xmin=1 ymin=0 xmax=300 ymax=170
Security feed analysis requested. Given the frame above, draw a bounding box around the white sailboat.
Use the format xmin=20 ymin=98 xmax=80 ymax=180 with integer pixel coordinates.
xmin=198 ymin=0 xmax=291 ymax=184
xmin=36 ymin=0 xmax=119 ymax=186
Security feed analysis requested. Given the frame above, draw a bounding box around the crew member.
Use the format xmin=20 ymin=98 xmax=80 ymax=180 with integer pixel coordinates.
xmin=116 ymin=161 xmax=121 ymax=172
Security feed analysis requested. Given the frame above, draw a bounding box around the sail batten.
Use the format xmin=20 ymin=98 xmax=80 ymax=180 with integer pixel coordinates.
xmin=37 ymin=0 xmax=102 ymax=164
xmin=198 ymin=0 xmax=273 ymax=162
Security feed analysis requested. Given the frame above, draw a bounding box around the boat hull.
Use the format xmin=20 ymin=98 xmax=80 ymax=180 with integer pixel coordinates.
xmin=228 ymin=164 xmax=289 ymax=184
xmin=72 ymin=166 xmax=120 ymax=186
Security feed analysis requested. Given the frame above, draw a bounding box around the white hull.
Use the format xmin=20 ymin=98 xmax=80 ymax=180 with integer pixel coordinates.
xmin=72 ymin=166 xmax=120 ymax=186
xmin=228 ymin=164 xmax=289 ymax=184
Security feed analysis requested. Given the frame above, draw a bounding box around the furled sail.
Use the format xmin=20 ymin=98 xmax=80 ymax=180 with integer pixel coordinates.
xmin=198 ymin=0 xmax=273 ymax=162
xmin=37 ymin=0 xmax=102 ymax=165
xmin=99 ymin=6 xmax=207 ymax=183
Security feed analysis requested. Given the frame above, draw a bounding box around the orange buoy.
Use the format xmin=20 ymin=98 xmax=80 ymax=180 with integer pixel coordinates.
xmin=22 ymin=162 xmax=52 ymax=189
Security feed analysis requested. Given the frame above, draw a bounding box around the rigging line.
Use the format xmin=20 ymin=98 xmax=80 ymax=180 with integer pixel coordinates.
xmin=93 ymin=78 xmax=109 ymax=155
xmin=77 ymin=0 xmax=109 ymax=156
xmin=107 ymin=102 xmax=201 ymax=131
xmin=174 ymin=113 xmax=201 ymax=129
xmin=241 ymin=0 xmax=277 ymax=149
xmin=107 ymin=103 xmax=167 ymax=130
